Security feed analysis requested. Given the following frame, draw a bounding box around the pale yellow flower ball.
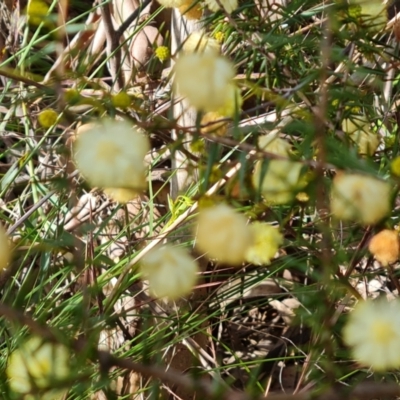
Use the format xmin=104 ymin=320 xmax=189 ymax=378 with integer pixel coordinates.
xmin=343 ymin=298 xmax=400 ymax=371
xmin=157 ymin=0 xmax=188 ymax=7
xmin=330 ymin=173 xmax=391 ymax=225
xmin=173 ymin=53 xmax=236 ymax=113
xmin=73 ymin=119 xmax=150 ymax=190
xmin=216 ymin=83 xmax=243 ymax=117
xmin=245 ymin=222 xmax=283 ymax=265
xmin=103 ymin=188 xmax=140 ymax=203
xmin=201 ymin=112 xmax=228 ymax=136
xmin=182 ymin=31 xmax=220 ymax=54
xmin=178 ymin=0 xmax=203 ymax=19
xmin=368 ymin=229 xmax=400 ymax=266
xmin=258 ymin=134 xmax=291 ymax=157
xmin=194 ymin=204 xmax=253 ymax=265
xmin=253 ymin=160 xmax=303 ymax=205
xmin=0 ymin=224 xmax=11 ymax=271
xmin=349 ymin=0 xmax=387 ymax=32
xmin=141 ymin=245 xmax=199 ymax=300
xmin=7 ymin=336 xmax=70 ymax=396
xmin=205 ymin=0 xmax=238 ymax=13
xmin=342 ymin=116 xmax=379 ymax=156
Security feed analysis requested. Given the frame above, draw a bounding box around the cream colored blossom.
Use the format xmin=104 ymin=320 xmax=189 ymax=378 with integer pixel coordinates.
xmin=0 ymin=224 xmax=11 ymax=272
xmin=330 ymin=173 xmax=391 ymax=225
xmin=182 ymin=31 xmax=220 ymax=54
xmin=369 ymin=229 xmax=400 ymax=266
xmin=173 ymin=53 xmax=235 ymax=112
xmin=258 ymin=134 xmax=291 ymax=156
xmin=342 ymin=115 xmax=379 ymax=156
xmin=178 ymin=0 xmax=203 ymax=19
xmin=141 ymin=245 xmax=199 ymax=299
xmin=343 ymin=298 xmax=400 ymax=371
xmin=103 ymin=188 xmax=140 ymax=203
xmin=245 ymin=222 xmax=283 ymax=265
xmin=73 ymin=119 xmax=150 ymax=190
xmin=253 ymin=134 xmax=303 ymax=204
xmin=253 ymin=160 xmax=303 ymax=204
xmin=216 ymin=83 xmax=243 ymax=117
xmin=157 ymin=0 xmax=187 ymax=8
xmin=194 ymin=204 xmax=253 ymax=265
xmin=348 ymin=0 xmax=387 ymax=32
xmin=7 ymin=336 xmax=70 ymax=396
xmin=205 ymin=0 xmax=238 ymax=13
xmin=201 ymin=112 xmax=228 ymax=136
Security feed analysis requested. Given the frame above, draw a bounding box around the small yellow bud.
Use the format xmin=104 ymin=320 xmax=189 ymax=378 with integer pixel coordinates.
xmin=64 ymin=89 xmax=81 ymax=105
xmin=155 ymin=46 xmax=170 ymax=62
xmin=214 ymin=31 xmax=225 ymax=43
xmin=38 ymin=109 xmax=58 ymax=128
xmin=27 ymin=0 xmax=49 ymax=26
xmin=111 ymin=92 xmax=131 ymax=109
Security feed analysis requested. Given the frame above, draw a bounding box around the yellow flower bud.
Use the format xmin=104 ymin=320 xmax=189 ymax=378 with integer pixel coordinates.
xmin=154 ymin=46 xmax=170 ymax=62
xmin=38 ymin=109 xmax=58 ymax=128
xmin=141 ymin=245 xmax=199 ymax=300
xmin=111 ymin=92 xmax=131 ymax=109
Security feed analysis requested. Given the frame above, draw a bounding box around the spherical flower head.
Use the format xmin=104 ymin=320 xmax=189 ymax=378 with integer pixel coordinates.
xmin=7 ymin=336 xmax=70 ymax=395
xmin=253 ymin=160 xmax=304 ymax=205
xmin=369 ymin=229 xmax=400 ymax=266
xmin=348 ymin=0 xmax=387 ymax=32
xmin=178 ymin=1 xmax=203 ymax=20
xmin=201 ymin=112 xmax=228 ymax=136
xmin=111 ymin=92 xmax=131 ymax=109
xmin=38 ymin=109 xmax=58 ymax=128
xmin=205 ymin=0 xmax=238 ymax=13
xmin=342 ymin=116 xmax=379 ymax=156
xmin=27 ymin=0 xmax=50 ymax=26
xmin=216 ymin=83 xmax=243 ymax=117
xmin=391 ymin=156 xmax=400 ymax=177
xmin=155 ymin=46 xmax=170 ymax=62
xmin=104 ymin=188 xmax=140 ymax=203
xmin=330 ymin=173 xmax=391 ymax=225
xmin=64 ymin=89 xmax=81 ymax=105
xmin=194 ymin=204 xmax=253 ymax=265
xmin=214 ymin=31 xmax=225 ymax=43
xmin=258 ymin=134 xmax=291 ymax=157
xmin=73 ymin=119 xmax=150 ymax=190
xmin=343 ymin=298 xmax=400 ymax=371
xmin=157 ymin=0 xmax=187 ymax=8
xmin=0 ymin=224 xmax=12 ymax=272
xmin=173 ymin=53 xmax=235 ymax=113
xmin=141 ymin=245 xmax=199 ymax=300
xmin=245 ymin=222 xmax=283 ymax=265
xmin=182 ymin=32 xmax=220 ymax=54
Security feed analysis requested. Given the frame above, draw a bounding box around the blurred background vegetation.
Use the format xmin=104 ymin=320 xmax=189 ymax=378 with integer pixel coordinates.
xmin=0 ymin=0 xmax=400 ymax=398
